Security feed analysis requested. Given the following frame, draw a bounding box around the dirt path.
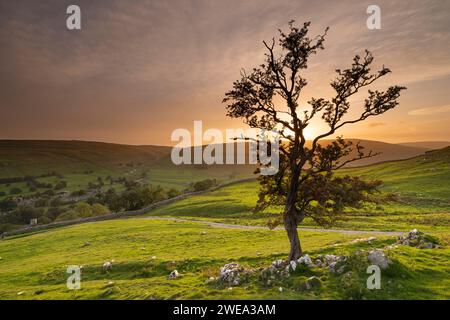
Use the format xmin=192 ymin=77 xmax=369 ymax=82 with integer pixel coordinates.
xmin=141 ymin=216 xmax=405 ymax=236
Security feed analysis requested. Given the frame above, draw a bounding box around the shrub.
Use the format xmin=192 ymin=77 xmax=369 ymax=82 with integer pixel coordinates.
xmin=54 ymin=181 xmax=67 ymax=190
xmin=167 ymin=188 xmax=180 ymax=198
xmin=55 ymin=210 xmax=79 ymax=222
xmin=9 ymin=187 xmax=22 ymax=195
xmin=45 ymin=207 xmax=64 ymax=220
xmin=71 ymin=189 xmax=86 ymax=197
xmin=0 ymin=199 xmax=17 ymax=211
xmin=34 ymin=198 xmax=50 ymax=207
xmin=5 ymin=206 xmax=44 ymax=224
xmin=191 ymin=179 xmax=217 ymax=192
xmin=91 ymin=203 xmax=110 ymax=216
xmin=38 ymin=216 xmax=52 ymax=225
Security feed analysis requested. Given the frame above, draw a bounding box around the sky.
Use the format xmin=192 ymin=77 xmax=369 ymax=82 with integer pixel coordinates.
xmin=0 ymin=0 xmax=449 ymax=145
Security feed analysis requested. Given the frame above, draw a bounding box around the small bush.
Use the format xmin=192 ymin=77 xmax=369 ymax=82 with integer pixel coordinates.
xmin=9 ymin=187 xmax=22 ymax=195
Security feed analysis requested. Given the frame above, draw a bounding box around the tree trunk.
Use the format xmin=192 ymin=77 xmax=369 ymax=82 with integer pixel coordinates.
xmin=284 ymin=165 xmax=303 ymax=261
xmin=284 ymin=205 xmax=302 ymax=261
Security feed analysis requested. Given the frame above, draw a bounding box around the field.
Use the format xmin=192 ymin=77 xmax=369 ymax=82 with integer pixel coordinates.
xmin=147 ymin=147 xmax=450 ymax=234
xmin=0 ymin=219 xmax=448 ymax=300
xmin=0 ymin=142 xmax=449 ymax=300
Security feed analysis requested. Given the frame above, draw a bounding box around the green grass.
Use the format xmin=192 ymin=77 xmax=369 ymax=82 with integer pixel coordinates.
xmin=338 ymin=150 xmax=450 ymax=200
xmin=146 ymin=148 xmax=450 ymax=234
xmin=0 ymin=145 xmax=449 ymax=300
xmin=0 ymin=219 xmax=448 ymax=300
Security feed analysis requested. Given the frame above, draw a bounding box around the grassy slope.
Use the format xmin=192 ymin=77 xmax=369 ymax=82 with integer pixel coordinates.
xmin=147 ymin=148 xmax=450 ymax=233
xmin=0 ymin=139 xmax=429 ymax=177
xmin=0 ymin=219 xmax=448 ymax=300
xmin=0 ymin=145 xmax=449 ymax=300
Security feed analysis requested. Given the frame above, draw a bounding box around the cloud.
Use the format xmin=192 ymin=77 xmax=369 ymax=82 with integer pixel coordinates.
xmin=408 ymin=105 xmax=450 ymax=116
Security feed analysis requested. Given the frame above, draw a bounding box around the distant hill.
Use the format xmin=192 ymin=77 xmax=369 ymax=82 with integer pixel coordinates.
xmin=0 ymin=139 xmax=431 ymax=177
xmin=308 ymin=139 xmax=429 ymax=167
xmin=339 ymin=146 xmax=450 ymax=200
xmin=397 ymin=141 xmax=450 ymax=150
xmin=0 ymin=140 xmax=171 ymax=177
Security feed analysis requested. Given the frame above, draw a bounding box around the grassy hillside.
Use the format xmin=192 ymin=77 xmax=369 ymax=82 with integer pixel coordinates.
xmin=147 ymin=147 xmax=450 ymax=233
xmin=0 ymin=140 xmax=171 ymax=177
xmin=0 ymin=139 xmax=429 ymax=178
xmin=311 ymin=139 xmax=429 ymax=167
xmin=0 ymin=219 xmax=448 ymax=300
xmin=398 ymin=141 xmax=450 ymax=150
xmin=0 ymin=147 xmax=448 ymax=300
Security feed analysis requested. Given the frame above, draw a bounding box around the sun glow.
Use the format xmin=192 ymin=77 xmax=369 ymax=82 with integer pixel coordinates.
xmin=303 ymin=127 xmax=315 ymax=140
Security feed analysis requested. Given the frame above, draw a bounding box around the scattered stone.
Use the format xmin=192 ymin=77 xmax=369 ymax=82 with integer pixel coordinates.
xmin=141 ymin=247 xmax=146 ymax=250
xmin=384 ymin=244 xmax=399 ymax=250
xmin=314 ymin=254 xmax=347 ymax=273
xmin=201 ymin=231 xmax=207 ymax=235
xmin=397 ymin=229 xmax=439 ymax=249
xmin=256 ymin=252 xmax=262 ymax=256
xmin=297 ymin=254 xmax=313 ymax=267
xmin=219 ymin=263 xmax=252 ymax=286
xmin=205 ymin=276 xmax=216 ymax=284
xmin=103 ymin=261 xmax=113 ymax=271
xmin=151 ymin=256 xmax=156 ymax=260
xmin=278 ymin=287 xmax=283 ymax=293
xmin=106 ymin=281 xmax=114 ymax=287
xmin=289 ymin=260 xmax=297 ymax=271
xmin=272 ymin=259 xmax=285 ymax=268
xmin=350 ymin=237 xmax=377 ymax=244
xmin=300 ymin=276 xmax=321 ymax=290
xmin=168 ymin=270 xmax=179 ymax=279
xmin=368 ymin=249 xmax=391 ymax=270
xmin=17 ymin=291 xmax=25 ymax=296
xmin=81 ymin=242 xmax=91 ymax=248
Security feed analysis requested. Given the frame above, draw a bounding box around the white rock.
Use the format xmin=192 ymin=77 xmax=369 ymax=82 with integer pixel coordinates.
xmin=368 ymin=250 xmax=391 ymax=270
xmin=272 ymin=259 xmax=284 ymax=268
xmin=168 ymin=270 xmax=179 ymax=279
xmin=278 ymin=287 xmax=283 ymax=292
xmin=297 ymin=254 xmax=313 ymax=266
xmin=103 ymin=261 xmax=112 ymax=270
xmin=289 ymin=260 xmax=297 ymax=271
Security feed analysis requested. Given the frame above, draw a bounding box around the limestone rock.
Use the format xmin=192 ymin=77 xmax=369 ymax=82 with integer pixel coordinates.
xmin=168 ymin=270 xmax=179 ymax=279
xmin=368 ymin=249 xmax=391 ymax=270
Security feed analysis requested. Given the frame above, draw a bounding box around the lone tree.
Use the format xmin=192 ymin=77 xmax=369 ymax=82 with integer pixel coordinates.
xmin=223 ymin=21 xmax=406 ymax=260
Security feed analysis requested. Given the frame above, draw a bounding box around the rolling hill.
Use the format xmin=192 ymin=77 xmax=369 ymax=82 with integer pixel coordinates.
xmin=0 ymin=139 xmax=432 ymax=178
xmin=397 ymin=141 xmax=450 ymax=150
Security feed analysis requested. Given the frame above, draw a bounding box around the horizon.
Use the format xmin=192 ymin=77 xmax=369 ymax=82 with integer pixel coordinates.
xmin=0 ymin=137 xmax=449 ymax=148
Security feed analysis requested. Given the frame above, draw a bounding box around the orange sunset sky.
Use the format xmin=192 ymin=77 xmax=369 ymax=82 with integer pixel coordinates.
xmin=0 ymin=0 xmax=449 ymax=145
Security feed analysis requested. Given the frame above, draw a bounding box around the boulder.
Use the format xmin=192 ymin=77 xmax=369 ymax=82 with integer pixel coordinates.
xmin=300 ymin=276 xmax=321 ymax=290
xmin=350 ymin=237 xmax=377 ymax=244
xmin=297 ymin=254 xmax=313 ymax=267
xmin=168 ymin=270 xmax=179 ymax=279
xmin=219 ymin=263 xmax=251 ymax=286
xmin=289 ymin=260 xmax=297 ymax=271
xmin=368 ymin=249 xmax=391 ymax=269
xmin=103 ymin=261 xmax=112 ymax=271
xmin=272 ymin=259 xmax=285 ymax=268
xmin=397 ymin=229 xmax=439 ymax=249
